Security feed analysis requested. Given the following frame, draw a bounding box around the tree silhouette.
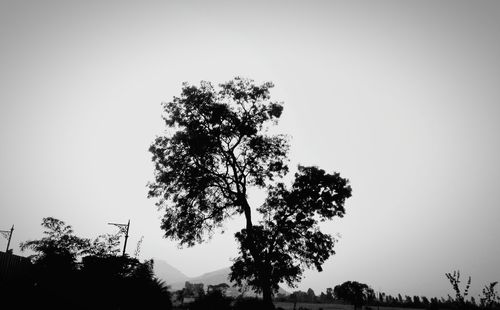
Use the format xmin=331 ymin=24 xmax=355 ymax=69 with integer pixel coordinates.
xmin=149 ymin=77 xmax=351 ymax=308
xmin=19 ymin=217 xmax=172 ymax=310
xmin=231 ymin=166 xmax=351 ymax=298
xmin=19 ymin=218 xmax=90 ymax=308
xmin=446 ymin=270 xmax=471 ymax=305
xmin=480 ymin=282 xmax=500 ymax=308
xmin=20 ymin=218 xmax=89 ymax=302
xmin=326 ymin=287 xmax=335 ymax=302
xmin=20 ymin=217 xmax=90 ymax=265
xmin=334 ymin=281 xmax=375 ymax=310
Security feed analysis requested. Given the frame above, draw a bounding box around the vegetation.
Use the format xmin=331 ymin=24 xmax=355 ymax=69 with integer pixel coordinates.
xmin=2 ymin=220 xmax=500 ymax=310
xmin=273 ymin=273 xmax=500 ymax=310
xmin=446 ymin=270 xmax=472 ymax=306
xmin=8 ymin=217 xmax=172 ymax=310
xmin=0 ymin=81 xmax=497 ymax=310
xmin=333 ymin=281 xmax=375 ymax=310
xmin=149 ymin=77 xmax=352 ymax=308
xmin=480 ymin=282 xmax=500 ymax=308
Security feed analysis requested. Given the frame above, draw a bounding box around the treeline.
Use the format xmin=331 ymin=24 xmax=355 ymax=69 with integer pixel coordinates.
xmin=165 ymin=278 xmax=500 ymax=310
xmin=276 ymin=278 xmax=500 ymax=310
xmin=1 ymin=217 xmax=172 ymax=310
xmin=275 ymin=289 xmax=475 ymax=308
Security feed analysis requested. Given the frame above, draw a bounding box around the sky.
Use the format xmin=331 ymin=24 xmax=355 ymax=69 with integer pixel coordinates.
xmin=1 ymin=0 xmax=500 ymax=299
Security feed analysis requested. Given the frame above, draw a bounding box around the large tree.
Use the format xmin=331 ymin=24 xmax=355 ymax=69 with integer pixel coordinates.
xmin=149 ymin=77 xmax=352 ymax=308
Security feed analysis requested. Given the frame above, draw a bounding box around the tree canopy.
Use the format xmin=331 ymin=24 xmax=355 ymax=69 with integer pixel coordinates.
xmin=20 ymin=217 xmax=90 ymax=271
xmin=334 ymin=281 xmax=375 ymax=309
xmin=149 ymin=78 xmax=288 ymax=246
xmin=231 ymin=166 xmax=351 ymax=292
xmin=149 ymin=77 xmax=352 ymax=308
xmin=17 ymin=217 xmax=172 ymax=310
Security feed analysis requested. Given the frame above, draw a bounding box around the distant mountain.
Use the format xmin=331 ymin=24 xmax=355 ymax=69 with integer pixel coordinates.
xmin=188 ymin=267 xmax=232 ymax=287
xmin=166 ymin=266 xmax=231 ymax=291
xmin=153 ymin=259 xmax=189 ymax=284
xmin=153 ymin=260 xmax=289 ymax=297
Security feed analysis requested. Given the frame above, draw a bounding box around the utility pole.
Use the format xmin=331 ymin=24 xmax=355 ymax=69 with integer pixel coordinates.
xmin=108 ymin=220 xmax=130 ymax=256
xmin=0 ymin=225 xmax=14 ymax=253
xmin=122 ymin=220 xmax=130 ymax=257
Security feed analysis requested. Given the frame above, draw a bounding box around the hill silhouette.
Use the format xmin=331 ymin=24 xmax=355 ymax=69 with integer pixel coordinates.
xmin=153 ymin=259 xmax=289 ymax=297
xmin=153 ymin=258 xmax=189 ymax=284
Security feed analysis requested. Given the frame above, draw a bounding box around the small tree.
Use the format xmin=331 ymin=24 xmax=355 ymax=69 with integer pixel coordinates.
xmin=326 ymin=287 xmax=335 ymax=302
xmin=334 ymin=281 xmax=375 ymax=310
xmin=307 ymin=288 xmax=317 ymax=303
xmin=149 ymin=77 xmax=352 ymax=308
xmin=20 ymin=217 xmax=90 ymax=273
xmin=445 ymin=270 xmax=471 ymax=305
xmin=422 ymin=296 xmax=430 ymax=305
xmin=480 ymin=282 xmax=500 ymax=308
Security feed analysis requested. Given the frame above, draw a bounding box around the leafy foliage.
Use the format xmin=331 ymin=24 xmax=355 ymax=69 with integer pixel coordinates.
xmin=231 ymin=166 xmax=351 ymax=292
xmin=480 ymin=282 xmax=500 ymax=308
xmin=446 ymin=270 xmax=472 ymax=304
xmin=20 ymin=217 xmax=122 ymax=262
xmin=17 ymin=217 xmax=172 ymax=310
xmin=334 ymin=281 xmax=375 ymax=309
xmin=149 ymin=77 xmax=289 ymax=246
xmin=84 ymin=233 xmax=122 ymax=257
xmin=20 ymin=217 xmax=90 ymax=271
xmin=149 ymin=77 xmax=352 ymax=307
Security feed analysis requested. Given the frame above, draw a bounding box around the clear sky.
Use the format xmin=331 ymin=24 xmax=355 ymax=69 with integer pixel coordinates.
xmin=1 ymin=0 xmax=499 ymax=299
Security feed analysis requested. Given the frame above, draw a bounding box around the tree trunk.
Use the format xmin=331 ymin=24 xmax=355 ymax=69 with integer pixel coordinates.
xmin=262 ymin=284 xmax=275 ymax=309
xmin=240 ymin=195 xmax=275 ymax=309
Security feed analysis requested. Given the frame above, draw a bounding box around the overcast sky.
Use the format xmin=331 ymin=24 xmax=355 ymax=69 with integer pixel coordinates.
xmin=1 ymin=0 xmax=499 ymax=299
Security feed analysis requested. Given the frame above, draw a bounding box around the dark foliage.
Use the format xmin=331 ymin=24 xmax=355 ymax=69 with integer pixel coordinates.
xmin=20 ymin=217 xmax=90 ymax=267
xmin=231 ymin=166 xmax=351 ymax=292
xmin=446 ymin=270 xmax=472 ymax=305
xmin=334 ymin=281 xmax=375 ymax=310
xmin=480 ymin=282 xmax=500 ymax=308
xmin=277 ymin=275 xmax=500 ymax=310
xmin=149 ymin=77 xmax=352 ymax=308
xmin=442 ymin=270 xmax=500 ymax=310
xmin=11 ymin=217 xmax=172 ymax=310
xmin=149 ymin=77 xmax=288 ymax=246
